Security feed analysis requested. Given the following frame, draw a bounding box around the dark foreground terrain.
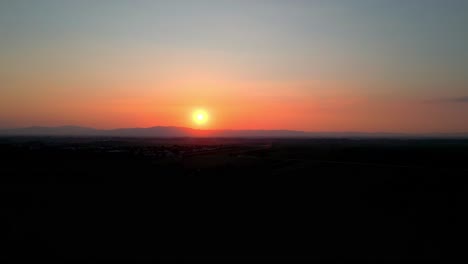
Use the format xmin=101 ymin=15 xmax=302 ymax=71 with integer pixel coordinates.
xmin=1 ymin=137 xmax=467 ymax=262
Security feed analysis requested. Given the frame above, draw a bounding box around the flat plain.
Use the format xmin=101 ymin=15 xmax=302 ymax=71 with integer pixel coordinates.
xmin=1 ymin=137 xmax=467 ymax=262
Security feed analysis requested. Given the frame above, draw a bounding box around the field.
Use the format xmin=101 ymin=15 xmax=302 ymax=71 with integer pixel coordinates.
xmin=1 ymin=137 xmax=467 ymax=262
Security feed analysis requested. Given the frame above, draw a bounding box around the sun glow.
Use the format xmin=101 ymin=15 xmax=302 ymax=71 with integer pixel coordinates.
xmin=192 ymin=109 xmax=209 ymax=125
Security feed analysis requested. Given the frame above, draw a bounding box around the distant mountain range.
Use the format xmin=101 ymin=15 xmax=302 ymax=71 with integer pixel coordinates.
xmin=0 ymin=125 xmax=467 ymax=138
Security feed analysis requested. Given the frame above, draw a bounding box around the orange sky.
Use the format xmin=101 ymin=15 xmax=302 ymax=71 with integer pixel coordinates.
xmin=1 ymin=72 xmax=467 ymax=133
xmin=1 ymin=1 xmax=468 ymax=132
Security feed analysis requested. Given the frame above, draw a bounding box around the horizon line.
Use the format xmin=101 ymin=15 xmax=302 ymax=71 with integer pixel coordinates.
xmin=1 ymin=124 xmax=468 ymax=136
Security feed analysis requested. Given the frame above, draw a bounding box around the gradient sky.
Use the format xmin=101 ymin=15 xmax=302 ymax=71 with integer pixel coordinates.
xmin=1 ymin=0 xmax=468 ymax=132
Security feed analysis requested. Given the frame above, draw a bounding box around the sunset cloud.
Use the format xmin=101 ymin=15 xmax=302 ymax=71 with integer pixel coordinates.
xmin=428 ymin=96 xmax=468 ymax=104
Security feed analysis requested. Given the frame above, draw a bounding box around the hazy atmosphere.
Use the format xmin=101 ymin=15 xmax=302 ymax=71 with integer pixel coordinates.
xmin=3 ymin=2 xmax=468 ymax=262
xmin=1 ymin=0 xmax=468 ymax=132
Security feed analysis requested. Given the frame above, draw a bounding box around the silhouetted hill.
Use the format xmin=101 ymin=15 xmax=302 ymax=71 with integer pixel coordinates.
xmin=106 ymin=126 xmax=195 ymax=137
xmin=1 ymin=125 xmax=467 ymax=138
xmin=0 ymin=126 xmax=98 ymax=136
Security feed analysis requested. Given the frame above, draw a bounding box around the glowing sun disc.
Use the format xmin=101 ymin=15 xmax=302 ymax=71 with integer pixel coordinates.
xmin=192 ymin=109 xmax=209 ymax=125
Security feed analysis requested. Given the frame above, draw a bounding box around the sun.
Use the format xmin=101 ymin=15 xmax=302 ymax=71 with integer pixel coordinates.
xmin=192 ymin=109 xmax=209 ymax=125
